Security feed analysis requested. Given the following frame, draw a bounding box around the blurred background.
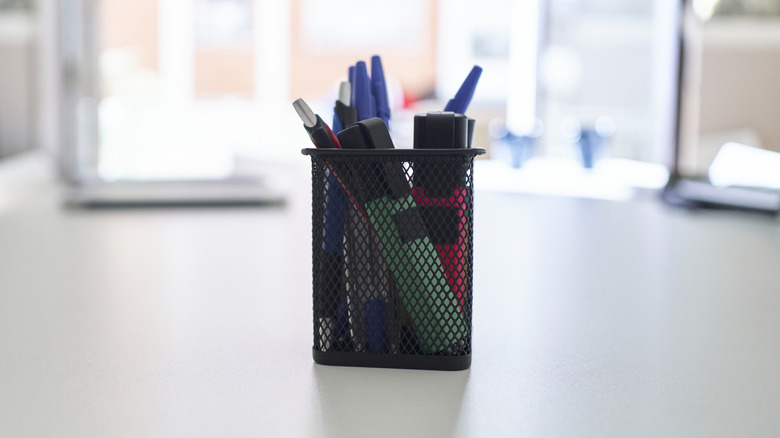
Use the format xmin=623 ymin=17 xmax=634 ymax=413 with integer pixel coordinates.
xmin=4 ymin=3 xmax=780 ymax=434
xmin=1 ymin=0 xmax=780 ymax=204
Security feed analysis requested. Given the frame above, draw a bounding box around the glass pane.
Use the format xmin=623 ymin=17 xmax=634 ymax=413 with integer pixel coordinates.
xmin=86 ymin=0 xmax=678 ymax=197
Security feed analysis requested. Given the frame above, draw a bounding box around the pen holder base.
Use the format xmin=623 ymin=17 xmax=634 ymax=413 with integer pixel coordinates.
xmin=313 ymin=349 xmax=471 ymax=371
xmin=303 ymin=148 xmax=485 ymax=371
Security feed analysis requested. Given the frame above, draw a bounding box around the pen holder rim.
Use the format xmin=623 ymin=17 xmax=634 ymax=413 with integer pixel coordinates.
xmin=301 ymin=148 xmax=486 ymax=157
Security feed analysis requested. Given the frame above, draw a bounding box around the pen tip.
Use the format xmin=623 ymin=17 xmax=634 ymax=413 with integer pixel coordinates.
xmin=292 ymin=98 xmax=317 ymax=128
xmin=371 ymin=56 xmax=385 ymax=79
xmin=467 ymin=65 xmax=483 ymax=82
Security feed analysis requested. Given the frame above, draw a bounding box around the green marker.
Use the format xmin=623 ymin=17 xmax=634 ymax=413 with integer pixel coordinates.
xmin=364 ymin=194 xmax=467 ymax=354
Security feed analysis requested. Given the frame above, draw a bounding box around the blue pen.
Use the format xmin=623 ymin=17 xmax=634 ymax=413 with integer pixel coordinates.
xmin=444 ymin=65 xmax=483 ymax=114
xmin=371 ymin=55 xmax=391 ymax=127
xmin=295 ymin=97 xmax=348 ymax=351
xmin=332 ymin=109 xmax=343 ymax=134
xmin=354 ymin=61 xmax=375 ymax=121
xmin=348 ymin=65 xmax=356 ymax=107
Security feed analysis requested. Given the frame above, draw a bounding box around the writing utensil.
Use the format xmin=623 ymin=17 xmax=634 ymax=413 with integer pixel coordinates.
xmin=293 ymin=97 xmax=374 ymax=218
xmin=337 ymin=116 xmax=395 ymax=354
xmin=413 ymin=111 xmax=470 ymax=310
xmin=342 ymin=197 xmax=399 ymax=353
xmin=371 ymin=55 xmax=391 ymax=127
xmin=348 ymin=65 xmax=356 ymax=107
xmin=332 ymin=110 xmax=343 ymax=134
xmin=335 ymin=102 xmax=358 ymax=129
xmin=293 ymin=98 xmax=340 ymax=149
xmin=353 ymin=61 xmax=376 ymax=121
xmin=332 ymin=82 xmax=347 ymax=133
xmin=350 ymin=60 xmax=395 ymax=351
xmin=338 ymin=118 xmax=468 ymax=354
xmin=304 ymin=84 xmax=388 ymax=353
xmin=467 ymin=117 xmax=475 ymax=147
xmin=335 ymin=82 xmax=357 ymax=129
xmin=339 ymin=80 xmax=350 ymax=104
xmin=443 ymin=65 xmax=483 ymax=114
xmin=294 ymin=97 xmax=351 ymax=352
xmin=325 ymin=81 xmax=379 ymax=352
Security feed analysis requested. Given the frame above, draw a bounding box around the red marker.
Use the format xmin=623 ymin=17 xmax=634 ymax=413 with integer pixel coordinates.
xmin=413 ymin=112 xmax=471 ymax=310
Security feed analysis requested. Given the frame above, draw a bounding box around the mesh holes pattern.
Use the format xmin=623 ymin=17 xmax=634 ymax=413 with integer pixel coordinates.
xmin=310 ymin=152 xmax=476 ymax=357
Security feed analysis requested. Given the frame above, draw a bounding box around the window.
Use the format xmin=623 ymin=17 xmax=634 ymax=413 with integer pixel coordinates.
xmin=57 ymin=0 xmax=680 ymax=200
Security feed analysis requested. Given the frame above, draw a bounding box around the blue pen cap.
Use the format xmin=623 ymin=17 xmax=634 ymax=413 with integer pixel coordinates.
xmin=444 ymin=65 xmax=483 ymax=114
xmin=371 ymin=55 xmax=391 ymax=125
xmin=354 ymin=61 xmax=374 ymax=121
xmin=348 ymin=65 xmax=356 ymax=107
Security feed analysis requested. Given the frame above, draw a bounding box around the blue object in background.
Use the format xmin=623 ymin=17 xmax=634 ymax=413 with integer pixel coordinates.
xmin=578 ymin=128 xmax=603 ymax=169
xmin=506 ymin=134 xmax=535 ymax=168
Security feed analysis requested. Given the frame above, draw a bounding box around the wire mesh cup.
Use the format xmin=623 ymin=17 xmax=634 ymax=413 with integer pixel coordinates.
xmin=303 ymin=148 xmax=485 ymax=371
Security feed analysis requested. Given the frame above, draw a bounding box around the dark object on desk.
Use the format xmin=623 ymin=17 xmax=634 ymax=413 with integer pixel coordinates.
xmin=304 ymin=147 xmax=485 ymax=371
xmin=662 ymin=178 xmax=780 ymax=214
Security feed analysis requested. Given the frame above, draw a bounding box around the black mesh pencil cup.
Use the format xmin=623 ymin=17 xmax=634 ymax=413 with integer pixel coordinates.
xmin=303 ymin=148 xmax=485 ymax=371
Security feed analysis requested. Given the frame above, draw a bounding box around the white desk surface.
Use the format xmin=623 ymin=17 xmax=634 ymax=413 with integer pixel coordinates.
xmin=1 ymin=155 xmax=780 ymax=437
